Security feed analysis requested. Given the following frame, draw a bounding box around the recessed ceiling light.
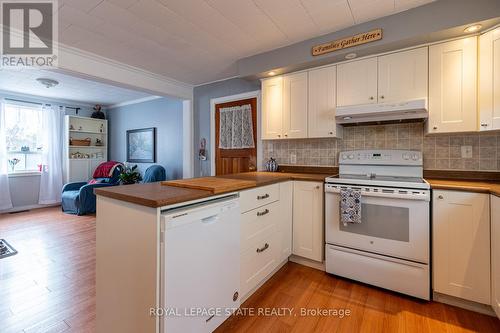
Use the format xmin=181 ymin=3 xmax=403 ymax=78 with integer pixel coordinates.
xmin=464 ymin=24 xmax=482 ymax=33
xmin=267 ymin=71 xmax=276 ymax=76
xmin=345 ymin=53 xmax=357 ymax=60
xmin=36 ymin=77 xmax=59 ymax=88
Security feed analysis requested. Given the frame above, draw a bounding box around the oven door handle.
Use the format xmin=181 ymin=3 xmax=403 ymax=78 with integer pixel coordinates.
xmin=325 ymin=186 xmax=430 ymax=201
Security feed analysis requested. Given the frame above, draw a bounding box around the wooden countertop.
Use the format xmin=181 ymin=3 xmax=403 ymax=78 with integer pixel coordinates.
xmin=426 ymin=178 xmax=500 ymax=197
xmin=95 ymin=171 xmax=331 ymax=208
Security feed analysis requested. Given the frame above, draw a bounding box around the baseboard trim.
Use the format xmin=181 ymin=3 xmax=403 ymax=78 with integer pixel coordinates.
xmin=433 ymin=292 xmax=496 ymax=317
xmin=1 ymin=203 xmax=60 ymax=214
xmin=289 ymin=255 xmax=325 ymax=271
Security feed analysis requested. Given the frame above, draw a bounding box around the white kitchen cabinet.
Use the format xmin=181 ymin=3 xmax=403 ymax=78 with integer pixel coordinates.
xmin=479 ymin=27 xmax=500 ymax=131
xmin=283 ymin=72 xmax=308 ymax=138
xmin=308 ymin=66 xmax=342 ymax=138
xmin=261 ymin=76 xmax=283 ymax=139
xmin=433 ymin=190 xmax=490 ymax=304
xmin=292 ymin=181 xmax=324 ymax=262
xmin=491 ymin=195 xmax=500 ymax=318
xmin=337 ymin=57 xmax=378 ymax=107
xmin=378 ymin=47 xmax=428 ymax=103
xmin=428 ymin=37 xmax=478 ymax=133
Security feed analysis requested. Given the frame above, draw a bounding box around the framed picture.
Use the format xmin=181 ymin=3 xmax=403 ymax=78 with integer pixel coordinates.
xmin=126 ymin=127 xmax=156 ymax=163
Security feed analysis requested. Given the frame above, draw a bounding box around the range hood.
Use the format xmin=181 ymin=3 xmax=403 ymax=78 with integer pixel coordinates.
xmin=335 ymin=98 xmax=428 ymax=124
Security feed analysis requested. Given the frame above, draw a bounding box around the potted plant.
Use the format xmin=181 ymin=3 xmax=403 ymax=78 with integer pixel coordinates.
xmin=119 ymin=164 xmax=142 ymax=185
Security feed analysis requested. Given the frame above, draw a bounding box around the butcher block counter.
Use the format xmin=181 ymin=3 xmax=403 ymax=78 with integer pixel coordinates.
xmin=94 ymin=171 xmax=331 ymax=208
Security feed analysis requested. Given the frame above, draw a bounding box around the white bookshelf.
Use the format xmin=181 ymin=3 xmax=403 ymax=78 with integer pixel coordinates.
xmin=63 ymin=115 xmax=108 ymax=183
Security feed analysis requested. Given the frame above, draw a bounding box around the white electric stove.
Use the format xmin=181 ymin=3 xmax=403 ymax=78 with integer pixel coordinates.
xmin=325 ymin=149 xmax=431 ymax=300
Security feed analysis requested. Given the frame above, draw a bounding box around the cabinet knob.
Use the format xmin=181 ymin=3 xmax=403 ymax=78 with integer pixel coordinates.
xmin=438 ymin=195 xmax=444 ymax=199
xmin=284 ymin=133 xmax=288 ymax=137
xmin=277 ymin=134 xmax=281 ymax=138
xmin=369 ymin=96 xmax=374 ymax=100
xmin=316 ymin=185 xmax=320 ymax=189
xmin=380 ymin=95 xmax=385 ymax=99
xmin=329 ymin=131 xmax=333 ymax=135
xmin=481 ymin=123 xmax=488 ymax=127
xmin=433 ymin=126 xmax=438 ymax=130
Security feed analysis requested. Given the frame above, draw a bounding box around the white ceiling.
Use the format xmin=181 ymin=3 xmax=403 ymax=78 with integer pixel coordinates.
xmin=57 ymin=0 xmax=436 ymax=85
xmin=0 ymin=68 xmax=152 ymax=106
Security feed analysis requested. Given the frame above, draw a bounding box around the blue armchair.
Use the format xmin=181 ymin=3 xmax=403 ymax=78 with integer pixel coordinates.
xmin=61 ymin=165 xmax=123 ymax=215
xmin=143 ymin=165 xmax=166 ymax=183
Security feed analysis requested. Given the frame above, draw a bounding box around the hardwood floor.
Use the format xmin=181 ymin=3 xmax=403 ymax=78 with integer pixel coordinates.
xmin=0 ymin=207 xmax=499 ymax=333
xmin=0 ymin=207 xmax=95 ymax=333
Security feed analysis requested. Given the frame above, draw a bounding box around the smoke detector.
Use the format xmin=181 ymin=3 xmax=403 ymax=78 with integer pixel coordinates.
xmin=36 ymin=78 xmax=59 ymax=88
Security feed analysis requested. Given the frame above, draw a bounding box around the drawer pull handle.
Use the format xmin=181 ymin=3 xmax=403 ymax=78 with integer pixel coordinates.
xmin=257 ymin=194 xmax=269 ymax=200
xmin=256 ymin=243 xmax=269 ymax=253
xmin=257 ymin=209 xmax=269 ymax=217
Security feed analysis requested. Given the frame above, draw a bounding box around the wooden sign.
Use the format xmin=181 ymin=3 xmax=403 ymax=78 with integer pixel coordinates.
xmin=312 ymin=29 xmax=383 ymax=56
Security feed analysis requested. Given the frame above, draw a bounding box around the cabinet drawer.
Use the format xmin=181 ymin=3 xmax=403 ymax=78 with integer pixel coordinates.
xmin=241 ymin=201 xmax=280 ymax=252
xmin=240 ymin=231 xmax=280 ymax=297
xmin=239 ymin=184 xmax=279 ymax=213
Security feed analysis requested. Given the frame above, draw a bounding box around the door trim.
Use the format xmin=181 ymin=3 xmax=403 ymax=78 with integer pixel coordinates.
xmin=209 ymin=90 xmax=261 ymax=176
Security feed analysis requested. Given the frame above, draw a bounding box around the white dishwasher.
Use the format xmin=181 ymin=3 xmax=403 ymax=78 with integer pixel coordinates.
xmin=161 ymin=194 xmax=240 ymax=333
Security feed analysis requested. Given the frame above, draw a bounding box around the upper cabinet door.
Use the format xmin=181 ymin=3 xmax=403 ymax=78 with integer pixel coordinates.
xmin=283 ymin=72 xmax=308 ymax=139
xmin=428 ymin=37 xmax=478 ymax=134
xmin=479 ymin=27 xmax=500 ymax=131
xmin=337 ymin=57 xmax=378 ymax=107
xmin=378 ymin=47 xmax=428 ymax=103
xmin=261 ymin=76 xmax=283 ymax=140
xmin=308 ymin=66 xmax=340 ymax=138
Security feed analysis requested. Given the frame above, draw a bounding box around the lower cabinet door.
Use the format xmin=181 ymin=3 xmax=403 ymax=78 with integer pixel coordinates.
xmin=292 ymin=181 xmax=324 ymax=262
xmin=433 ymin=190 xmax=491 ymax=304
xmin=491 ymin=195 xmax=500 ymax=318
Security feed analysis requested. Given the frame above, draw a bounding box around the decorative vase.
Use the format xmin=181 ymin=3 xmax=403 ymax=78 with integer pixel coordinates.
xmin=265 ymin=157 xmax=279 ymax=172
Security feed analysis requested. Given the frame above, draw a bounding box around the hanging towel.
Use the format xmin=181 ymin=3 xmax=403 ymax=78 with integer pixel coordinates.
xmin=340 ymin=187 xmax=362 ymax=226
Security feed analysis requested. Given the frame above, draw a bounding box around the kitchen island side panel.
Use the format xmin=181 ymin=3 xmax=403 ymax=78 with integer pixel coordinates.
xmin=96 ymin=196 xmax=160 ymax=333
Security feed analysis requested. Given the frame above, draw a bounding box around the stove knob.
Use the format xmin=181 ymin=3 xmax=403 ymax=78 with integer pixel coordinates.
xmin=402 ymin=153 xmax=410 ymax=160
xmin=348 ymin=154 xmax=354 ymax=160
xmin=412 ymin=154 xmax=419 ymax=161
xmin=342 ymin=154 xmax=348 ymax=160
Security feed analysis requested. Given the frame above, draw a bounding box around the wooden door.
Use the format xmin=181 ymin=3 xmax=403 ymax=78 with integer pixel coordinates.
xmin=308 ymin=65 xmax=338 ymax=138
xmin=337 ymin=57 xmax=378 ymax=107
xmin=215 ymin=98 xmax=257 ymax=175
xmin=428 ymin=37 xmax=477 ymax=133
xmin=283 ymin=72 xmax=308 ymax=138
xmin=432 ymin=190 xmax=490 ymax=304
xmin=378 ymin=47 xmax=428 ymax=103
xmin=261 ymin=77 xmax=283 ymax=139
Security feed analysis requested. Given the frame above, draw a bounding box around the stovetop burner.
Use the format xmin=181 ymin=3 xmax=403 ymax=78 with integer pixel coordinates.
xmin=0 ymin=239 xmax=18 ymax=259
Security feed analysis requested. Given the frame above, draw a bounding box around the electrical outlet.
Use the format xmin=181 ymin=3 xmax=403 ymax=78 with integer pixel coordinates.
xmin=290 ymin=153 xmax=297 ymax=164
xmin=461 ymin=145 xmax=473 ymax=158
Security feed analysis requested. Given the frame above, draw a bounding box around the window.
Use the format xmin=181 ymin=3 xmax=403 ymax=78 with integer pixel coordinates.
xmin=4 ymin=102 xmax=43 ymax=173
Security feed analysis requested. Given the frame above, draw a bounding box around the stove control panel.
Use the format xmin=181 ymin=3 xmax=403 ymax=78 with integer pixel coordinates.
xmin=339 ymin=150 xmax=423 ymax=166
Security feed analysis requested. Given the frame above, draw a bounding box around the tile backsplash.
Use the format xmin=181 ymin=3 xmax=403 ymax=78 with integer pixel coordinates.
xmin=262 ymin=122 xmax=500 ymax=171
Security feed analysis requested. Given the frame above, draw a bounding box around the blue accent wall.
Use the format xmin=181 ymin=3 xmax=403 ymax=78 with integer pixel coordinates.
xmin=193 ymin=78 xmax=260 ymax=177
xmin=107 ymin=97 xmax=184 ymax=180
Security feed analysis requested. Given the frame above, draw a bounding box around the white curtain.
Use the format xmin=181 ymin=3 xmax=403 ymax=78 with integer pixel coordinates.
xmin=0 ymin=99 xmax=13 ymax=211
xmin=219 ymin=104 xmax=255 ymax=149
xmin=38 ymin=105 xmax=64 ymax=205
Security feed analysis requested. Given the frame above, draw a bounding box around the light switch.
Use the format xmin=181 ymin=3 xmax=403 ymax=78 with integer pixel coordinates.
xmin=461 ymin=146 xmax=473 ymax=158
xmin=290 ymin=153 xmax=297 ymax=164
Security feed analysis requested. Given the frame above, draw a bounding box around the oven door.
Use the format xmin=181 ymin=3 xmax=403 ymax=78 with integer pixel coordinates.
xmin=325 ymin=184 xmax=430 ymax=263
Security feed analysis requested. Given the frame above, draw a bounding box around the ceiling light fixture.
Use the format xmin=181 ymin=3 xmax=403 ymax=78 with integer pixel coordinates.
xmin=267 ymin=71 xmax=276 ymax=76
xmin=36 ymin=77 xmax=59 ymax=88
xmin=464 ymin=24 xmax=482 ymax=33
xmin=345 ymin=53 xmax=357 ymax=60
